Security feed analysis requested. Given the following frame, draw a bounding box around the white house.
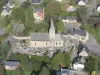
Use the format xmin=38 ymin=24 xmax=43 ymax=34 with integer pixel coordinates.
xmin=62 ymin=16 xmax=77 ymax=23
xmin=79 ymin=47 xmax=89 ymax=57
xmin=73 ymin=63 xmax=84 ymax=70
xmin=3 ymin=0 xmax=14 ymax=8
xmin=5 ymin=61 xmax=20 ymax=70
xmin=56 ymin=0 xmax=63 ymax=2
xmin=77 ymin=0 xmax=88 ymax=6
xmin=96 ymin=5 xmax=100 ymax=12
xmin=67 ymin=6 xmax=77 ymax=12
xmin=73 ymin=57 xmax=86 ymax=70
xmin=1 ymin=6 xmax=11 ymax=16
xmin=68 ymin=28 xmax=89 ymax=43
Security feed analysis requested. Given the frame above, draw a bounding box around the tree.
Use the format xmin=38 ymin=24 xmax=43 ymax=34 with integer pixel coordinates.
xmin=21 ymin=1 xmax=30 ymax=9
xmin=5 ymin=24 xmax=12 ymax=33
xmin=11 ymin=7 xmax=25 ymax=23
xmin=12 ymin=23 xmax=25 ymax=35
xmin=0 ymin=16 xmax=10 ymax=28
xmin=46 ymin=2 xmax=63 ymax=18
xmin=56 ymin=19 xmax=64 ymax=33
xmin=65 ymin=49 xmax=73 ymax=68
xmin=85 ymin=56 xmax=98 ymax=72
xmin=76 ymin=6 xmax=89 ymax=24
xmin=51 ymin=51 xmax=65 ymax=70
xmin=91 ymin=71 xmax=96 ymax=75
xmin=40 ymin=66 xmax=50 ymax=75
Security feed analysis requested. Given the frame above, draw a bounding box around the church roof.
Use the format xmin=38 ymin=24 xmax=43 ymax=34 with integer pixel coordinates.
xmin=31 ymin=33 xmax=49 ymax=41
xmin=31 ymin=33 xmax=62 ymax=41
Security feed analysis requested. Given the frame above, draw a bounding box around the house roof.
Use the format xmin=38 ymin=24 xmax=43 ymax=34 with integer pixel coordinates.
xmin=77 ymin=0 xmax=87 ymax=3
xmin=5 ymin=61 xmax=20 ymax=67
xmin=4 ymin=6 xmax=11 ymax=12
xmin=8 ymin=0 xmax=14 ymax=6
xmin=62 ymin=16 xmax=77 ymax=20
xmin=32 ymin=0 xmax=41 ymax=4
xmin=34 ymin=7 xmax=43 ymax=13
xmin=68 ymin=29 xmax=87 ymax=37
xmin=56 ymin=69 xmax=72 ymax=75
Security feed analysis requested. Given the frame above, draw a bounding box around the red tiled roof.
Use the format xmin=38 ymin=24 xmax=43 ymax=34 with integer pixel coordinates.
xmin=36 ymin=12 xmax=44 ymax=19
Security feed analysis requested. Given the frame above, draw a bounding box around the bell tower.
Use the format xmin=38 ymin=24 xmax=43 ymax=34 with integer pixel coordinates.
xmin=49 ymin=18 xmax=55 ymax=40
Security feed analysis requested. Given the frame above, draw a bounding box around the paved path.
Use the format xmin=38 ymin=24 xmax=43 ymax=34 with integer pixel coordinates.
xmin=85 ymin=34 xmax=100 ymax=55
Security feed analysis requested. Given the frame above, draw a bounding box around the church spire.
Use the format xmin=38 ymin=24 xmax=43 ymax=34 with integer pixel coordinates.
xmin=50 ymin=18 xmax=55 ymax=29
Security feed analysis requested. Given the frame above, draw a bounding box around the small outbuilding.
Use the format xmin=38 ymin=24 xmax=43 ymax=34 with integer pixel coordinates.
xmin=5 ymin=61 xmax=20 ymax=70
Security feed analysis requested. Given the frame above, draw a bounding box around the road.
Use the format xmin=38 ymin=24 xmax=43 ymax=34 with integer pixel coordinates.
xmin=85 ymin=34 xmax=100 ymax=55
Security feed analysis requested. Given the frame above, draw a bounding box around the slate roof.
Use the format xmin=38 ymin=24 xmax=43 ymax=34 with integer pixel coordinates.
xmin=32 ymin=0 xmax=41 ymax=4
xmin=5 ymin=61 xmax=20 ymax=67
xmin=68 ymin=29 xmax=87 ymax=37
xmin=77 ymin=0 xmax=87 ymax=3
xmin=4 ymin=6 xmax=11 ymax=12
xmin=31 ymin=33 xmax=62 ymax=41
xmin=31 ymin=33 xmax=49 ymax=41
xmin=34 ymin=7 xmax=43 ymax=13
xmin=56 ymin=69 xmax=72 ymax=75
xmin=62 ymin=16 xmax=77 ymax=20
xmin=8 ymin=0 xmax=14 ymax=6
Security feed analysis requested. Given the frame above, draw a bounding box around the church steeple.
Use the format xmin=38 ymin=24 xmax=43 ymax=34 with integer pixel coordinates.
xmin=49 ymin=18 xmax=55 ymax=40
xmin=50 ymin=18 xmax=55 ymax=30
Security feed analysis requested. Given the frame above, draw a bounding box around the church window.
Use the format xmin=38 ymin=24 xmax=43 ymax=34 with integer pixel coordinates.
xmin=56 ymin=43 xmax=57 ymax=45
xmin=46 ymin=43 xmax=47 ymax=45
xmin=35 ymin=43 xmax=36 ymax=45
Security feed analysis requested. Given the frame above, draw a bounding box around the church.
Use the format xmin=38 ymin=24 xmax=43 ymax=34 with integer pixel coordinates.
xmin=30 ymin=19 xmax=64 ymax=48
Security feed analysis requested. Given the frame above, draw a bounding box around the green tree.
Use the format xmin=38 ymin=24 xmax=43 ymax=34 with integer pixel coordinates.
xmin=5 ymin=24 xmax=12 ymax=33
xmin=40 ymin=66 xmax=50 ymax=75
xmin=85 ymin=56 xmax=98 ymax=72
xmin=21 ymin=1 xmax=30 ymax=9
xmin=51 ymin=51 xmax=65 ymax=70
xmin=76 ymin=6 xmax=89 ymax=24
xmin=11 ymin=7 xmax=25 ymax=23
xmin=12 ymin=23 xmax=25 ymax=35
xmin=91 ymin=71 xmax=96 ymax=75
xmin=65 ymin=49 xmax=73 ymax=68
xmin=56 ymin=19 xmax=64 ymax=33
xmin=46 ymin=2 xmax=63 ymax=18
xmin=0 ymin=16 xmax=10 ymax=27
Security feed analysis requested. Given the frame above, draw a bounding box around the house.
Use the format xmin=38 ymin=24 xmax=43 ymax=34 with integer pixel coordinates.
xmin=5 ymin=61 xmax=20 ymax=70
xmin=67 ymin=6 xmax=77 ymax=12
xmin=96 ymin=4 xmax=100 ymax=12
xmin=7 ymin=0 xmax=14 ymax=8
xmin=1 ymin=6 xmax=11 ymax=16
xmin=33 ymin=7 xmax=44 ymax=22
xmin=72 ymin=57 xmax=85 ymax=70
xmin=31 ymin=0 xmax=41 ymax=5
xmin=56 ymin=68 xmax=72 ymax=75
xmin=68 ymin=28 xmax=89 ymax=43
xmin=3 ymin=0 xmax=14 ymax=8
xmin=77 ymin=0 xmax=88 ymax=6
xmin=56 ymin=0 xmax=63 ymax=2
xmin=62 ymin=16 xmax=77 ymax=23
xmin=78 ymin=45 xmax=89 ymax=57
